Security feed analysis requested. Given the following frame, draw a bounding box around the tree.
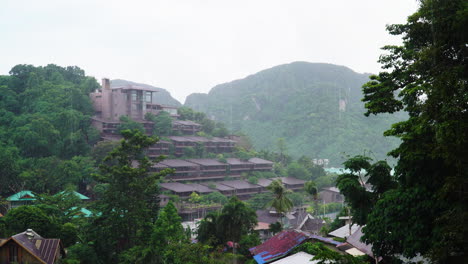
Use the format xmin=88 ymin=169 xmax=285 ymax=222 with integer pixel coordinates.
xmin=145 ymin=112 xmax=172 ymax=136
xmin=90 ymin=129 xmax=167 ymax=262
xmin=197 ymin=197 xmax=257 ymax=246
xmin=269 ymin=222 xmax=282 ymax=235
xmin=286 ymin=162 xmax=312 ymax=180
xmin=3 ymin=205 xmax=60 ymax=237
xmin=151 ymin=202 xmax=186 ymax=262
xmin=266 ymin=180 xmax=293 ymax=222
xmin=0 ymin=144 xmax=21 ymax=195
xmin=304 ymin=181 xmax=318 ymax=200
xmin=276 ymin=138 xmax=287 ymax=165
xmin=117 ymin=116 xmax=145 ymax=134
xmin=217 ymin=196 xmax=257 ymax=243
xmin=341 ymin=1 xmax=468 ymax=262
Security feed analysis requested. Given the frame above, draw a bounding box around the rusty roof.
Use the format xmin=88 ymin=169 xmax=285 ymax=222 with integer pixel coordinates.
xmin=249 ymin=230 xmax=308 ymax=264
xmin=8 ymin=230 xmax=63 ymax=264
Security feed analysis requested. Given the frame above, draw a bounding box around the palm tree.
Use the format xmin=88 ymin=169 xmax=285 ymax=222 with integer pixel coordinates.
xmin=304 ymin=181 xmax=319 ymax=217
xmin=267 ymin=179 xmax=293 ymax=225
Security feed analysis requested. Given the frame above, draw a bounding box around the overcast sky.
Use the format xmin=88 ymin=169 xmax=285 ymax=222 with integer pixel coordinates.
xmin=1 ymin=0 xmax=418 ymax=103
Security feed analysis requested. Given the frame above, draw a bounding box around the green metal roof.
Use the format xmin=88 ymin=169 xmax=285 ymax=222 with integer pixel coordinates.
xmin=6 ymin=190 xmax=36 ymax=201
xmin=70 ymin=207 xmax=93 ymax=218
xmin=56 ymin=191 xmax=90 ymax=200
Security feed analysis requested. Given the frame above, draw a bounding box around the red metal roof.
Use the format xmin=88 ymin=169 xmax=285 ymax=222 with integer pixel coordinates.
xmin=249 ymin=230 xmax=308 ymax=264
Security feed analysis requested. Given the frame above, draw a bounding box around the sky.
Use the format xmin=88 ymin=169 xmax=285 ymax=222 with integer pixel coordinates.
xmin=0 ymin=0 xmax=418 ymax=103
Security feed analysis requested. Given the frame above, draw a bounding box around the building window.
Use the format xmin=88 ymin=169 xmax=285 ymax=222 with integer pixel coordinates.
xmin=131 ymin=91 xmax=137 ymax=101
xmin=146 ymin=91 xmax=152 ymax=103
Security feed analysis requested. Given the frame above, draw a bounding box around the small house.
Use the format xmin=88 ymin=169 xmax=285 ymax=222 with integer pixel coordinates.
xmin=0 ymin=229 xmax=65 ymax=264
xmin=6 ymin=191 xmax=36 ymax=210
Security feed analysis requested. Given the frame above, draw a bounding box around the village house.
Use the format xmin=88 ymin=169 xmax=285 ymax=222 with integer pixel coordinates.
xmin=0 ymin=229 xmax=65 ymax=264
xmin=6 ymin=191 xmax=36 ymax=210
xmin=319 ymin=187 xmax=344 ymax=204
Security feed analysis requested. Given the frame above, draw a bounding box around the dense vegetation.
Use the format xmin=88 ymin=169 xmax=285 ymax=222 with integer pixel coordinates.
xmin=0 ymin=64 xmax=101 ymax=195
xmin=337 ymin=0 xmax=467 ymax=262
xmin=185 ymin=62 xmax=406 ymax=165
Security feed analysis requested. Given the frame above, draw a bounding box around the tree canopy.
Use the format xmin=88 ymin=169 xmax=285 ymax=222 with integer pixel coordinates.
xmin=339 ymin=1 xmax=468 ymax=262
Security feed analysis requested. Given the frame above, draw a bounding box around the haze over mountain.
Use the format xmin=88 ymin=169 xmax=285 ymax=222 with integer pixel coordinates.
xmin=185 ymin=62 xmax=405 ymax=165
xmin=111 ymin=79 xmax=181 ymax=107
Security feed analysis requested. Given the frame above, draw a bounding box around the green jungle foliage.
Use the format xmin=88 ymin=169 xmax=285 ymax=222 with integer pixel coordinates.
xmin=338 ymin=0 xmax=468 ymax=262
xmin=0 ymin=64 xmax=100 ymax=195
xmin=185 ymin=62 xmax=406 ymax=165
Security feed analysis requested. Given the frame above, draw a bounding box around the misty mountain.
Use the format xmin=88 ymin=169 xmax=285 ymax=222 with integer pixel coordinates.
xmin=111 ymin=79 xmax=181 ymax=106
xmin=185 ymin=62 xmax=405 ymax=165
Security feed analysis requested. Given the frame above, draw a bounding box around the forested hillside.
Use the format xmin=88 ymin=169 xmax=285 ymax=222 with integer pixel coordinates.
xmin=185 ymin=62 xmax=405 ymax=165
xmin=0 ymin=64 xmax=101 ymax=195
xmin=111 ymin=79 xmax=181 ymax=106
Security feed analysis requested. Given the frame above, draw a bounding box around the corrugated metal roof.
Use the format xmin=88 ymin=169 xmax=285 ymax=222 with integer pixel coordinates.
xmin=256 ymin=210 xmax=281 ymax=224
xmin=329 ymin=224 xmax=359 ymax=238
xmin=7 ymin=190 xmax=36 ymax=201
xmin=322 ymin=187 xmax=340 ymax=193
xmin=56 ymin=191 xmax=90 ymax=200
xmin=346 ymin=226 xmax=375 ymax=258
xmin=270 ymin=252 xmax=318 ymax=264
xmin=11 ymin=230 xmax=63 ymax=264
xmin=249 ymin=230 xmax=308 ymax=264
